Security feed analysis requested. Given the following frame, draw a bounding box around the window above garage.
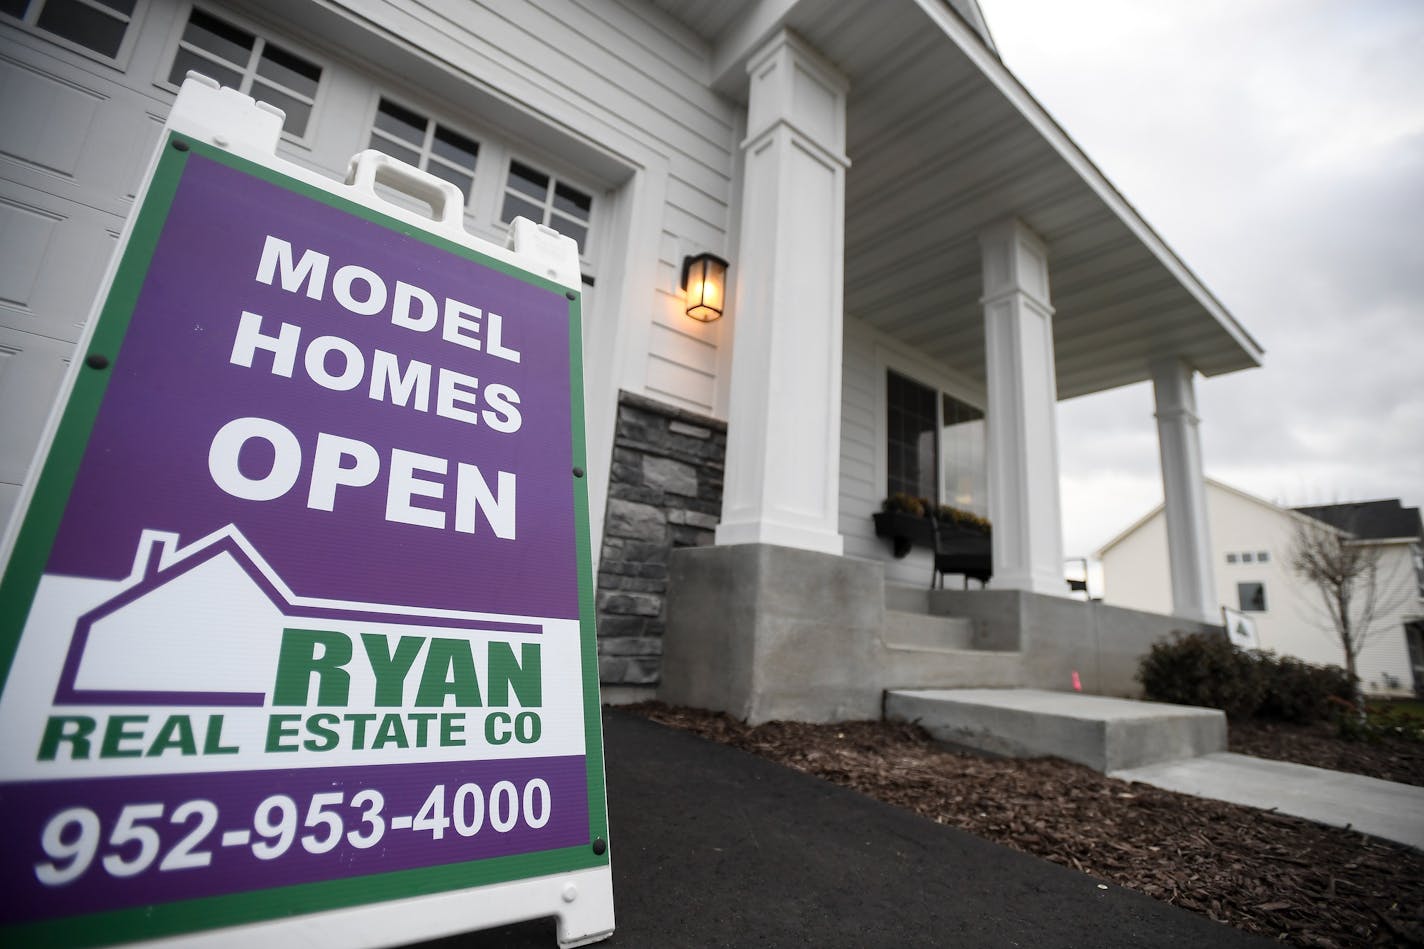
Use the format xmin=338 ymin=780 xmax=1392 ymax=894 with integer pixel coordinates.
xmin=1 ymin=0 xmax=142 ymax=63
xmin=364 ymin=95 xmax=599 ymax=280
xmin=161 ymin=7 xmax=323 ymax=140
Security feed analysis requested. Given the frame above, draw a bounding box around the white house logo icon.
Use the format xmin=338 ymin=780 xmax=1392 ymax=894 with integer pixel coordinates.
xmin=54 ymin=527 xmax=540 ymax=707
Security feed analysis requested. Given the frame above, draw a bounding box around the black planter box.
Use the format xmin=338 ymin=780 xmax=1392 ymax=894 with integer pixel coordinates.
xmin=872 ymin=510 xmax=992 ymax=584
xmin=872 ymin=511 xmax=934 ymax=558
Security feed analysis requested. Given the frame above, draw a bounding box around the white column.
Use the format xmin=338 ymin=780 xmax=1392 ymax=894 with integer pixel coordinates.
xmin=981 ymin=218 xmax=1065 ymax=594
xmin=714 ymin=31 xmax=849 ymax=555
xmin=1152 ymin=358 xmax=1217 ymax=622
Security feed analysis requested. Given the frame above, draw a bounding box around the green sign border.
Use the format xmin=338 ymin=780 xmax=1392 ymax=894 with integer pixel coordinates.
xmin=0 ymin=133 xmax=609 ymax=948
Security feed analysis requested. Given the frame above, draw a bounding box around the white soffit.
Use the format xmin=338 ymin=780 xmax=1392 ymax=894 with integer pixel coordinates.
xmin=696 ymin=0 xmax=1264 ymax=401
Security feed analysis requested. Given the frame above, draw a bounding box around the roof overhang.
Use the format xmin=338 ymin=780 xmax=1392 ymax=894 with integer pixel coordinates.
xmin=657 ymin=0 xmax=1264 ymax=400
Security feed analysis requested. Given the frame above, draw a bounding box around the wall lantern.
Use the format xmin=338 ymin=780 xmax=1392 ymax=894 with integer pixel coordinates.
xmin=681 ymin=253 xmax=729 ymax=322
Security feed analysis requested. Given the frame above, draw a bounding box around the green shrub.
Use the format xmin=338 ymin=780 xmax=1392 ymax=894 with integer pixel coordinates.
xmin=1256 ymin=654 xmax=1353 ymax=723
xmin=1137 ymin=632 xmax=1265 ymax=720
xmin=1137 ymin=632 xmax=1352 ymax=724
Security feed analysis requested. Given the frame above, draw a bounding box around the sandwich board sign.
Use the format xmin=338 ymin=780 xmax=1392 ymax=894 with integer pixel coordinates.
xmin=0 ymin=77 xmax=613 ymax=948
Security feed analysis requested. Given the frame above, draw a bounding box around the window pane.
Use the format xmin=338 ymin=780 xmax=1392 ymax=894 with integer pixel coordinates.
xmin=93 ymin=0 xmax=136 ymax=14
xmin=1257 ymin=551 xmax=1269 ymax=562
xmin=886 ymin=371 xmax=938 ymax=500
xmin=549 ymin=217 xmax=587 ymax=252
xmin=940 ymin=393 xmax=985 ymax=516
xmin=257 ymin=43 xmax=320 ymax=99
xmin=252 ymin=80 xmax=311 ymax=137
xmin=501 ymin=193 xmax=543 ymax=224
xmin=183 ymin=9 xmax=254 ymax=69
xmin=373 ymin=99 xmax=426 ymax=147
xmin=168 ymin=48 xmax=242 ymax=90
xmin=1238 ymin=582 xmax=1267 ymax=612
xmin=506 ymin=160 xmax=548 ymax=200
xmin=553 ymin=181 xmax=592 ymax=218
xmin=37 ymin=0 xmax=127 ymax=57
xmin=0 ymin=0 xmax=31 ymax=18
xmin=431 ymin=125 xmax=479 ymax=169
xmin=425 ymin=161 xmax=473 ymax=202
xmin=1226 ymin=553 xmax=1237 ymax=564
xmin=369 ymin=133 xmax=420 ymax=167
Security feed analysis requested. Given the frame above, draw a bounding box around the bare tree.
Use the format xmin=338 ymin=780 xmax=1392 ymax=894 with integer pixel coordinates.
xmin=1290 ymin=514 xmax=1409 ymax=698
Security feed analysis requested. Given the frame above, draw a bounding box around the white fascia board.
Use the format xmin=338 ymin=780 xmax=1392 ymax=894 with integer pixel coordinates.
xmin=909 ymin=0 xmax=1264 ymax=370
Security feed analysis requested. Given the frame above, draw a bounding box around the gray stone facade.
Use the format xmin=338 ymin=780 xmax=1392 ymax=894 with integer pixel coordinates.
xmin=596 ymin=391 xmax=726 ymax=685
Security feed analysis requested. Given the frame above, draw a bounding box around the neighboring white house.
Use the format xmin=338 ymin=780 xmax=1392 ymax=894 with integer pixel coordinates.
xmin=1098 ymin=480 xmax=1424 ymax=696
xmin=1 ymin=0 xmax=1264 ymax=705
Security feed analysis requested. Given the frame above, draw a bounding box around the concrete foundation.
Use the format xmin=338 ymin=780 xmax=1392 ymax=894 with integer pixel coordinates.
xmin=929 ymin=590 xmax=1220 ymax=697
xmin=885 ymin=688 xmax=1227 ymax=773
xmin=662 ymin=544 xmax=1224 ymax=724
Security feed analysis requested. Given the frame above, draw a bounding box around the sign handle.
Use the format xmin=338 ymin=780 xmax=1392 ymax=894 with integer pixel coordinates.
xmin=345 ymin=149 xmax=466 ymax=226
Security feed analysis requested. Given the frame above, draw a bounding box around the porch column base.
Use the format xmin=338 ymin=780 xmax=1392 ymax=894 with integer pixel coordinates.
xmin=661 ymin=544 xmax=881 ymax=723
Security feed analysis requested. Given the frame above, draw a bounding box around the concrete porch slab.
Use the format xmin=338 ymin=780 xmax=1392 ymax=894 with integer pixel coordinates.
xmin=886 ymin=688 xmax=1226 ymax=773
xmin=1111 ymin=753 xmax=1424 ymax=851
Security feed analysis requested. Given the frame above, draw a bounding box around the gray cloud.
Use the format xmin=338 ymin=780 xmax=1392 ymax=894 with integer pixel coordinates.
xmin=988 ymin=0 xmax=1424 ymax=555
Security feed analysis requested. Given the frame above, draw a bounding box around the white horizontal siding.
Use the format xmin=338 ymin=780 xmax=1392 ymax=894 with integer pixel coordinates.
xmin=347 ymin=0 xmax=741 ymax=415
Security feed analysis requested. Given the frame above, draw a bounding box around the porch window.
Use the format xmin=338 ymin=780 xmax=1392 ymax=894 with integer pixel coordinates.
xmin=885 ymin=370 xmax=987 ymax=515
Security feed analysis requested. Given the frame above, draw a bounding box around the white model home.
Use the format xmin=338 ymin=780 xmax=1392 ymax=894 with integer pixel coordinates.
xmin=1 ymin=0 xmax=1262 ymax=720
xmin=1098 ymin=481 xmax=1424 ymax=697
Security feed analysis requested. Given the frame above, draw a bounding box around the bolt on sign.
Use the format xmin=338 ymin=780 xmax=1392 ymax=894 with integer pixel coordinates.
xmin=0 ymin=77 xmax=613 ymax=948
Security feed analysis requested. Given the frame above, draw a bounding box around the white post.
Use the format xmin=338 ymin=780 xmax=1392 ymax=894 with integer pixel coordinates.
xmin=980 ymin=218 xmax=1066 ymax=594
xmin=1152 ymin=358 xmax=1217 ymax=621
xmin=714 ymin=31 xmax=848 ymax=555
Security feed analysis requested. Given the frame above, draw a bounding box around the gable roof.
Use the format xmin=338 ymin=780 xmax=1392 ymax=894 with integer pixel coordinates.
xmin=1094 ymin=478 xmax=1340 ymax=559
xmin=1293 ymin=500 xmax=1424 ymax=543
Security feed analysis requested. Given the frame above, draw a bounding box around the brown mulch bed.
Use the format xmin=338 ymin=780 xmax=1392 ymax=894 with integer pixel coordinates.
xmin=1229 ymin=720 xmax=1424 ymax=788
xmin=626 ymin=701 xmax=1424 ymax=948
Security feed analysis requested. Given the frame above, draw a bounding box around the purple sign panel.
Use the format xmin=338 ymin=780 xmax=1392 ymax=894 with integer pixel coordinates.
xmin=50 ymin=153 xmax=578 ymax=618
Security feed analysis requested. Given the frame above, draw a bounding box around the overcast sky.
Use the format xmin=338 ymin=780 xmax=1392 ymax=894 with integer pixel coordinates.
xmin=982 ymin=0 xmax=1424 ymax=558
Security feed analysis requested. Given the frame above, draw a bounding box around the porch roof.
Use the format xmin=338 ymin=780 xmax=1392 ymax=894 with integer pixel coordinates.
xmin=656 ymin=0 xmax=1264 ymax=400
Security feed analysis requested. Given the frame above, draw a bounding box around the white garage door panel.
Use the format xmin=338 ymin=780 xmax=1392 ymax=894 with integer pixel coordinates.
xmin=0 ymin=325 xmax=72 ymax=486
xmin=0 ymin=179 xmax=121 ymax=343
xmin=0 ymin=41 xmax=171 ymax=219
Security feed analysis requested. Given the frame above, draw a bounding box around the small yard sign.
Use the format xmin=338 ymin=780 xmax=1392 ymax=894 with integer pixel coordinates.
xmin=1222 ymin=607 xmax=1259 ymax=651
xmin=0 ymin=78 xmax=612 ymax=948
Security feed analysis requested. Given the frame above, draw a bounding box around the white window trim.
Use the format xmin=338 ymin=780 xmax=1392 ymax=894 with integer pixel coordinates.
xmin=153 ymin=2 xmax=329 ymax=151
xmin=1 ymin=0 xmax=149 ymax=71
xmin=873 ymin=339 xmax=985 ymax=510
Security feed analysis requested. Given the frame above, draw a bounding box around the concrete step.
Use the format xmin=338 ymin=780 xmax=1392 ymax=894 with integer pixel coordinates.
xmin=884 ymin=583 xmax=930 ymax=613
xmin=878 ymin=648 xmax=1026 ymax=691
xmin=882 ymin=609 xmax=975 ymax=650
xmin=885 ymin=688 xmax=1226 ymax=773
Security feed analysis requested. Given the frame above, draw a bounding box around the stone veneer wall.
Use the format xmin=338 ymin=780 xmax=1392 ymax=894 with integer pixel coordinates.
xmin=596 ymin=391 xmax=726 ymax=685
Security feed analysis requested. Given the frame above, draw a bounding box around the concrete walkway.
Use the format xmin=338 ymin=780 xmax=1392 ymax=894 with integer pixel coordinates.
xmin=1112 ymin=752 xmax=1424 ymax=851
